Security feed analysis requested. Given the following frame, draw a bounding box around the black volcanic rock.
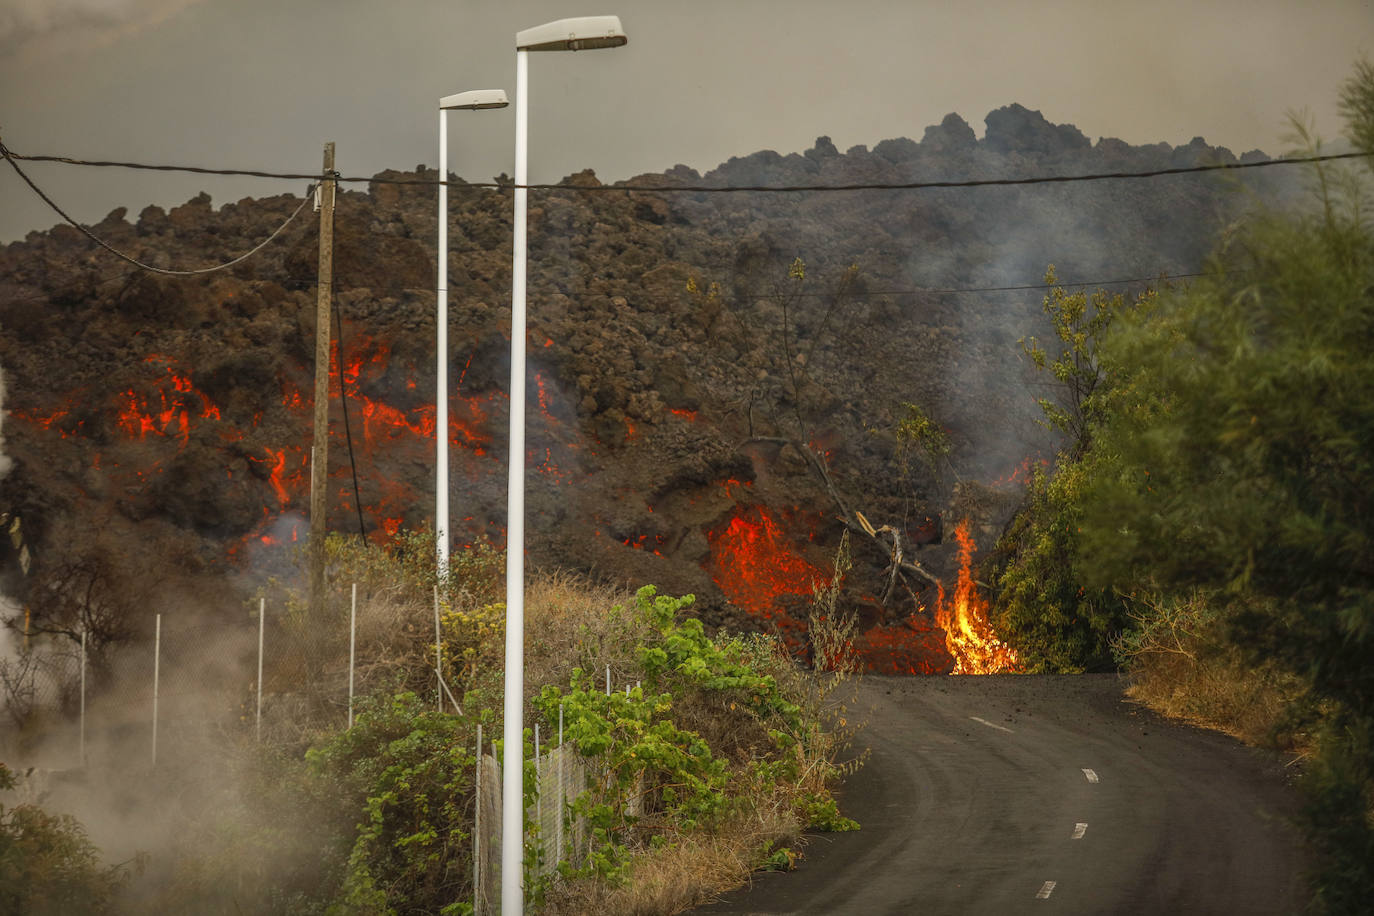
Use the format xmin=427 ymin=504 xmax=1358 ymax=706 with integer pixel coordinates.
xmin=983 ymin=103 xmax=1091 ymax=156
xmin=921 ymin=113 xmax=978 ymax=153
xmin=0 ymin=103 xmax=1292 ymax=667
xmin=805 ymin=136 xmax=841 ymax=162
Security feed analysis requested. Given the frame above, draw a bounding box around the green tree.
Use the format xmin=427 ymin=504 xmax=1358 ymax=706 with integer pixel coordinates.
xmin=1075 ymin=62 xmax=1374 ymax=912
xmin=0 ymin=763 xmax=135 ymax=915
xmin=989 ymin=273 xmax=1156 ymax=671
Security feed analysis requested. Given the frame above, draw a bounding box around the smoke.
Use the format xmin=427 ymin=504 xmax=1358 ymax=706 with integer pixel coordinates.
xmin=0 ymin=364 xmax=15 ymax=667
xmin=0 ymin=363 xmax=12 ymax=482
xmin=0 ymin=0 xmax=203 ymax=58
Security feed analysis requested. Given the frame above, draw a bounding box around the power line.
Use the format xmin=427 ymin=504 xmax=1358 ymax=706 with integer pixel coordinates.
xmin=0 ymin=131 xmax=1242 ymax=296
xmin=4 ymin=143 xmax=1369 ymax=193
xmin=1 ymin=141 xmax=315 ymax=276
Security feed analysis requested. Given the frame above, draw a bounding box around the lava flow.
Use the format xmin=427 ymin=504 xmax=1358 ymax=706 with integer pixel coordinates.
xmin=934 ymin=519 xmax=1020 ymax=674
xmin=708 ymin=496 xmax=827 ymax=651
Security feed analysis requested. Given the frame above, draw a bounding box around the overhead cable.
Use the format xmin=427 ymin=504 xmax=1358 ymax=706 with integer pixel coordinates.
xmin=4 ymin=143 xmax=1369 ymax=193
xmin=1 ymin=141 xmax=315 ymax=276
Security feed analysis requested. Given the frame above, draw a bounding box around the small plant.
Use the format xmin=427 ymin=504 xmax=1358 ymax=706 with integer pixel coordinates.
xmin=305 ymin=692 xmax=478 ymax=914
xmin=0 ymin=763 xmax=138 ymax=915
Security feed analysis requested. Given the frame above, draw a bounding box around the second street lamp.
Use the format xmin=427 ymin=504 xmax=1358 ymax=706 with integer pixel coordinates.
xmin=436 ymin=89 xmax=508 ymax=573
xmin=503 ymin=15 xmax=627 ymax=914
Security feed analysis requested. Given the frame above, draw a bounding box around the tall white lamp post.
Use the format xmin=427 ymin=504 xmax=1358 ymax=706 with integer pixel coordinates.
xmin=437 ymin=89 xmax=508 ymax=573
xmin=505 ymin=16 xmax=627 ymax=913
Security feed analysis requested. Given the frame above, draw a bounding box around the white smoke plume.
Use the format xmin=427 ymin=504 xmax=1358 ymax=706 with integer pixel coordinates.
xmin=0 ymin=362 xmax=12 ymax=481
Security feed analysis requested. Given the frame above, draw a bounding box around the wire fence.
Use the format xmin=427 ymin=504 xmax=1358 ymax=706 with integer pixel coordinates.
xmin=0 ymin=587 xmax=624 ymax=910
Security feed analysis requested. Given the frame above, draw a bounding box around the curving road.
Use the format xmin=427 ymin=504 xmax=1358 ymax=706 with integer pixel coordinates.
xmin=692 ymin=674 xmax=1307 ymax=915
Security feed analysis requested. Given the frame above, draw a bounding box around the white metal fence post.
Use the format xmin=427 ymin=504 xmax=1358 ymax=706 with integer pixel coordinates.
xmin=474 ymin=721 xmax=483 ymax=913
xmin=79 ymin=628 xmax=86 ymax=767
xmin=152 ymin=613 xmax=161 ymax=768
xmin=557 ymin=702 xmax=564 ymax=868
xmin=534 ymin=722 xmax=541 ymax=875
xmin=257 ymin=598 xmax=265 ymax=742
xmin=348 ymin=583 xmax=357 ymax=728
xmin=434 ymin=585 xmax=442 ymax=712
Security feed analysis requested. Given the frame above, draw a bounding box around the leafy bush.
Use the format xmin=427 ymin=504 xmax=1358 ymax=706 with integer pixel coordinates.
xmin=1069 ymin=60 xmax=1374 ymax=914
xmin=305 ymin=691 xmax=479 ymax=915
xmin=0 ymin=763 xmax=135 ymax=915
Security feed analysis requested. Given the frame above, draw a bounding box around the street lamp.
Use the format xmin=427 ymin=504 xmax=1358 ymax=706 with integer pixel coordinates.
xmin=504 ymin=15 xmax=627 ymax=914
xmin=437 ymin=89 xmax=508 ymax=573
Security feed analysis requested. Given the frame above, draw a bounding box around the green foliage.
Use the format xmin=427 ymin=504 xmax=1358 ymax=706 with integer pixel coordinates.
xmin=797 ymin=793 xmax=859 ymax=833
xmin=894 ymin=402 xmax=953 ymax=485
xmin=1071 ymin=61 xmax=1374 ymax=913
xmin=1075 ymin=145 xmax=1374 ymax=709
xmin=1019 ymin=265 xmax=1156 ymax=455
xmin=632 ymin=587 xmax=800 ymax=726
xmin=306 ymin=693 xmax=476 ymax=915
xmin=530 ymin=586 xmax=849 ymax=888
xmin=1304 ymin=716 xmax=1374 ymax=913
xmin=990 ymin=273 xmax=1155 ymax=671
xmin=760 ymin=845 xmax=796 ymax=871
xmin=991 ymin=460 xmax=1127 ymax=672
xmin=1339 ymin=58 xmax=1374 ymax=167
xmin=536 ymin=675 xmax=729 ymax=871
xmin=0 ymin=763 xmax=134 ymax=915
xmin=150 ymin=572 xmax=856 ymax=913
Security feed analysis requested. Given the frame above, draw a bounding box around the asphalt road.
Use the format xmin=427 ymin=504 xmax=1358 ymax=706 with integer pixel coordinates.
xmin=692 ymin=674 xmax=1307 ymax=915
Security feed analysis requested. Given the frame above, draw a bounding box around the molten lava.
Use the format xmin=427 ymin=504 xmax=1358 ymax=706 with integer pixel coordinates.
xmin=934 ymin=519 xmax=1020 ymax=674
xmin=707 ymin=492 xmax=829 ymax=653
xmin=115 ymin=354 xmax=222 ymax=446
xmin=853 ymin=619 xmax=954 ymax=675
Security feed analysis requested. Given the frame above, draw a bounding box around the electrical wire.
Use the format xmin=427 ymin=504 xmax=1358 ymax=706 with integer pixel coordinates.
xmin=1 ymin=141 xmax=315 ymax=276
xmin=5 ymin=143 xmax=1368 ymax=193
xmin=333 ymin=304 xmax=369 ymax=544
xmin=0 ymin=130 xmax=1252 ymax=299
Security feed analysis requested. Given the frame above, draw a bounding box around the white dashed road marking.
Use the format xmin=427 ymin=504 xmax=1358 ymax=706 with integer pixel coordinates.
xmin=1072 ymin=822 xmax=1088 ymax=839
xmin=970 ymin=716 xmax=1013 ymax=733
xmin=1037 ymin=880 xmax=1057 ymax=899
xmin=1081 ymin=767 xmax=1099 ymax=783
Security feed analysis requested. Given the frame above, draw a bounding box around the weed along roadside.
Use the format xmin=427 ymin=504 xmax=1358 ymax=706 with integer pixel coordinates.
xmin=3 ymin=530 xmax=864 ymax=915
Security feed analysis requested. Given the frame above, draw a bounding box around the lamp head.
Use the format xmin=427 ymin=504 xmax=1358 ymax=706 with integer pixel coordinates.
xmin=440 ymin=88 xmax=510 ymax=110
xmin=516 ymin=15 xmax=627 ymax=51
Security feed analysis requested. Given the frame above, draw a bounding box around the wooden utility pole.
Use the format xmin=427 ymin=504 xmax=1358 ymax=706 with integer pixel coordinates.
xmin=309 ymin=142 xmax=336 ymax=620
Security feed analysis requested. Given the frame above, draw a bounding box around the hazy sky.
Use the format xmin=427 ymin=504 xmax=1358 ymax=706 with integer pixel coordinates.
xmin=0 ymin=0 xmax=1369 ymax=241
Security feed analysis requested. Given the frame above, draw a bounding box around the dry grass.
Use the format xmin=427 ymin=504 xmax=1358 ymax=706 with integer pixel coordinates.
xmin=1115 ymin=591 xmax=1308 ymax=751
xmin=1124 ymin=647 xmax=1308 ymax=749
xmin=542 ymin=804 xmax=803 ymax=916
xmin=522 ymin=571 xmax=647 ymax=698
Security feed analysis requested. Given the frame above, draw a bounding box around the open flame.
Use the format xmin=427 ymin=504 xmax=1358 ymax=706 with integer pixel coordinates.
xmin=934 ymin=519 xmax=1020 ymax=674
xmin=992 ymin=455 xmax=1049 ymax=489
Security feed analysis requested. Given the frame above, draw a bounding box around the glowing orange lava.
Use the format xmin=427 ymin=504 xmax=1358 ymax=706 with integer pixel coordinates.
xmin=934 ymin=519 xmax=1020 ymax=674
xmin=111 ymin=355 xmax=222 ymax=447
xmin=708 ymin=498 xmax=827 ymax=652
xmin=853 ymin=619 xmax=954 ymax=675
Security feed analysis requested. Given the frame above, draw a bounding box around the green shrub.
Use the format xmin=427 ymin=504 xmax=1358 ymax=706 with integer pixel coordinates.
xmin=0 ymin=763 xmax=135 ymax=915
